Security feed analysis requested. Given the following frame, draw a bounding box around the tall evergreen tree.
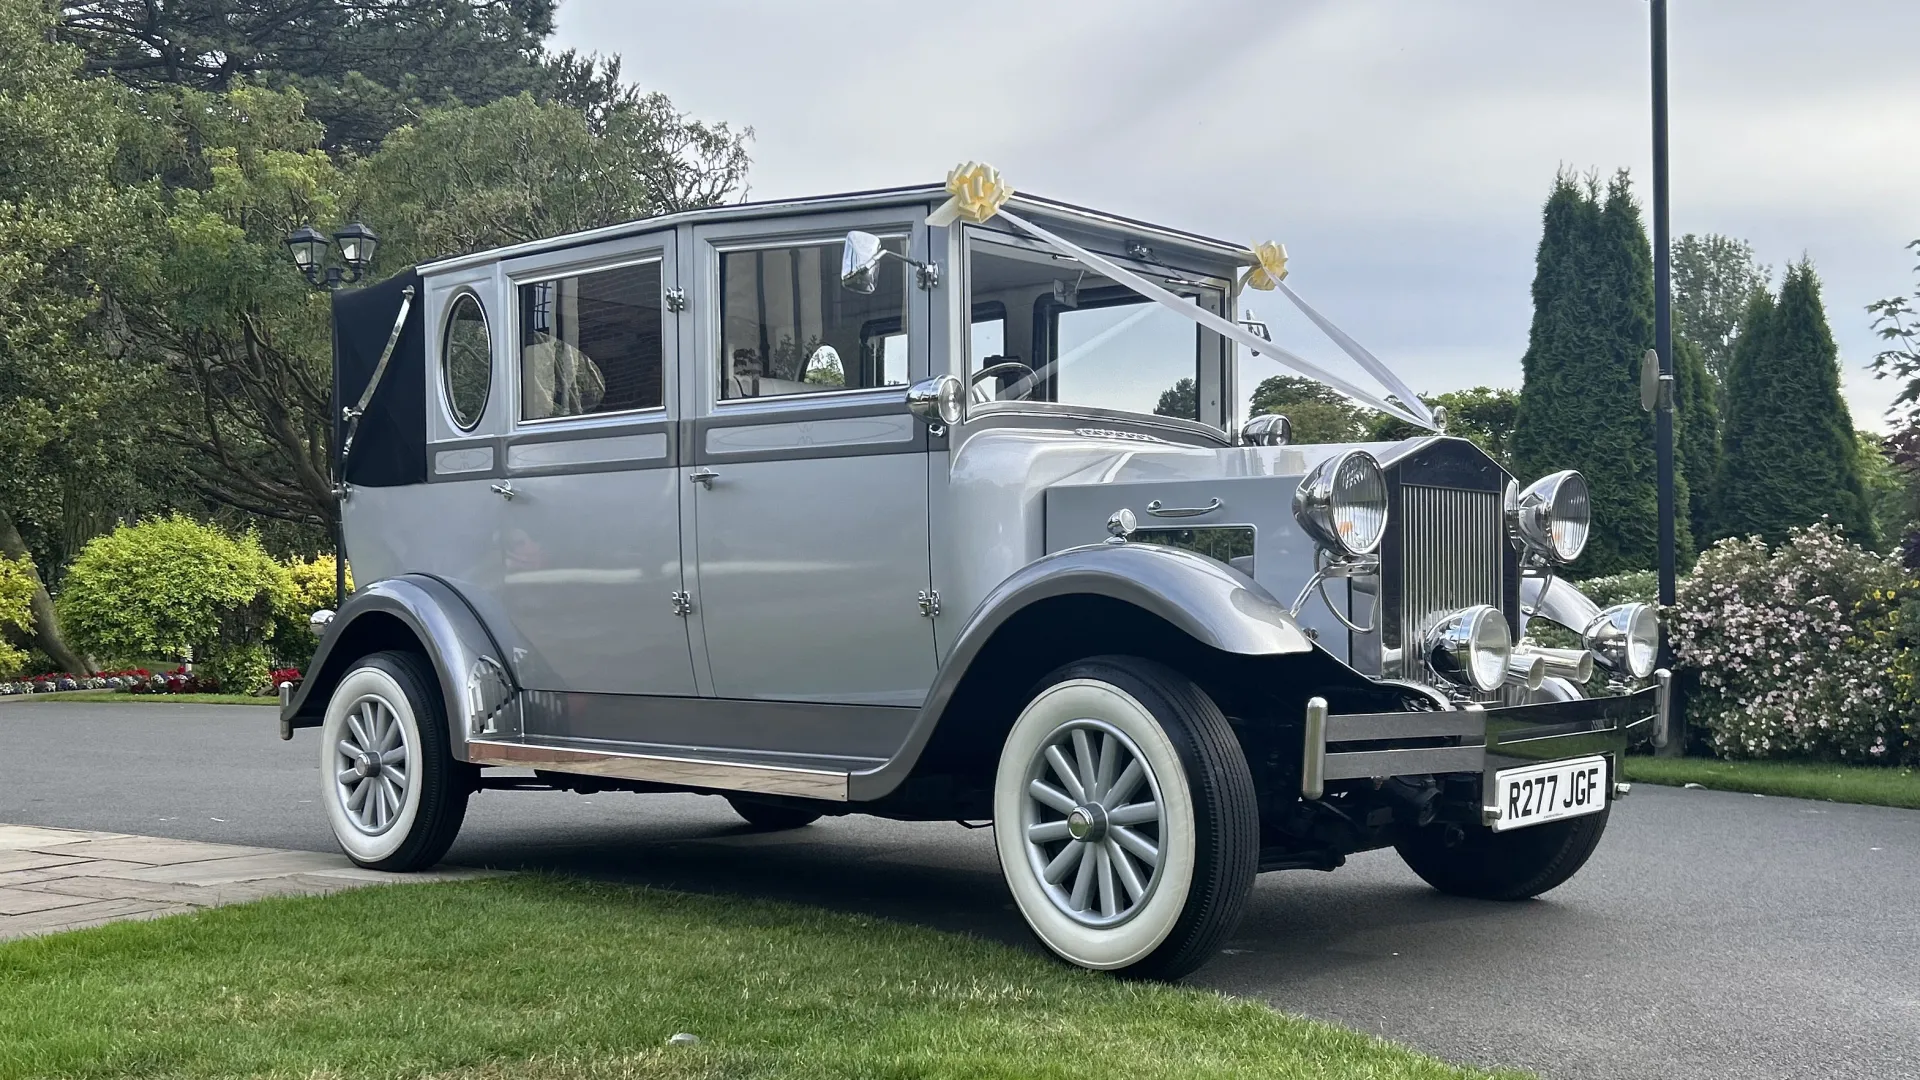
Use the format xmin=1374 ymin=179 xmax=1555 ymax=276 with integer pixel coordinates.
xmin=1710 ymin=262 xmax=1875 ymax=545
xmin=1513 ymin=172 xmax=1681 ymax=574
xmin=1673 ymin=336 xmax=1719 ymax=552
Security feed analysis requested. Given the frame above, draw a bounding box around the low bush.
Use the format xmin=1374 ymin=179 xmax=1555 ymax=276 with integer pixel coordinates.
xmin=57 ymin=515 xmax=294 ymax=696
xmin=273 ymin=554 xmax=349 ymax=664
xmin=1669 ymin=522 xmax=1913 ymax=764
xmin=0 ymin=555 xmax=35 ymax=678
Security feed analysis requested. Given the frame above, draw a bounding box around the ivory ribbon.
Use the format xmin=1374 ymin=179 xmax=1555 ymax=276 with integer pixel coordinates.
xmin=991 ymin=207 xmax=1435 ymax=430
xmin=927 ymin=162 xmax=1014 ymax=228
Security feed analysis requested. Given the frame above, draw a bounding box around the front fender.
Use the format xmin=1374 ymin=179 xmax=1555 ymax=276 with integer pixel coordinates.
xmin=279 ymin=575 xmax=516 ymax=760
xmin=850 ymin=542 xmax=1313 ymax=801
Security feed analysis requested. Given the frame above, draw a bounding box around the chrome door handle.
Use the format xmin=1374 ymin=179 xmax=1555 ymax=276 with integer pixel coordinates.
xmin=490 ymin=481 xmax=516 ymax=501
xmin=689 ymin=468 xmax=719 ymax=488
xmin=1145 ymin=497 xmax=1220 ymax=518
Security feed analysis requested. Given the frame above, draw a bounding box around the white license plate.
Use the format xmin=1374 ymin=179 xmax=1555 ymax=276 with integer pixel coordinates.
xmin=1489 ymin=755 xmax=1608 ymax=832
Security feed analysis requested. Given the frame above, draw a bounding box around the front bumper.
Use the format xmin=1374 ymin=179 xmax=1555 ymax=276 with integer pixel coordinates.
xmin=1301 ymin=669 xmax=1671 ymax=802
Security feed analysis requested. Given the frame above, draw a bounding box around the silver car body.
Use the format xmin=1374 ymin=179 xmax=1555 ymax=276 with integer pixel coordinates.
xmin=287 ymin=183 xmax=1664 ymax=820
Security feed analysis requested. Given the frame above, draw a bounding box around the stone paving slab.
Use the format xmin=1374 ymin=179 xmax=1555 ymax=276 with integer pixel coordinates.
xmin=0 ymin=824 xmax=496 ymax=941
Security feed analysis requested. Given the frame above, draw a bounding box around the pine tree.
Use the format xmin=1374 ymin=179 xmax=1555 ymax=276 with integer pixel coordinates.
xmin=1673 ymin=335 xmax=1719 ymax=554
xmin=1710 ymin=262 xmax=1875 ymax=545
xmin=1513 ymin=172 xmax=1681 ymax=574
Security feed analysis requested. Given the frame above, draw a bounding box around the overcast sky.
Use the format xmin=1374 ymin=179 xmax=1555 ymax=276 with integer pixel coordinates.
xmin=554 ymin=0 xmax=1918 ymax=430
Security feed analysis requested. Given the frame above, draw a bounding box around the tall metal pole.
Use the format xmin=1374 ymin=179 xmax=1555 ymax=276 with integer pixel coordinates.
xmin=1651 ymin=0 xmax=1683 ymax=752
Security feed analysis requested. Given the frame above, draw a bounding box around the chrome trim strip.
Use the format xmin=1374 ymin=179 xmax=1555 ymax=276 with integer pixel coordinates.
xmin=465 ymin=739 xmax=849 ymax=800
xmin=1324 ymin=710 xmax=1487 ymax=742
xmin=1323 ymin=745 xmax=1487 ymax=782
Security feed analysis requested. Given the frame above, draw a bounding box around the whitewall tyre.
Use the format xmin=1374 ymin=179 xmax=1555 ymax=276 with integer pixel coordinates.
xmin=993 ymin=657 xmax=1258 ymax=979
xmin=320 ymin=651 xmax=473 ymax=872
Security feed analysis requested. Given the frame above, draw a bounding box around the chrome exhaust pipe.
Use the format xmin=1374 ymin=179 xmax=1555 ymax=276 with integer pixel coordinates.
xmin=1514 ymin=644 xmax=1593 ymax=683
xmin=1505 ymin=651 xmax=1546 ymax=690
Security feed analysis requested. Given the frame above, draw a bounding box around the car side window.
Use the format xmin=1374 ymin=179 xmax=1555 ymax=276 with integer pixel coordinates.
xmin=518 ymin=260 xmax=665 ymax=421
xmin=718 ymin=236 xmax=910 ymax=401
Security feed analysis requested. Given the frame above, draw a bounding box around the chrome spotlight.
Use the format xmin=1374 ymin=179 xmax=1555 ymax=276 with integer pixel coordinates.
xmin=1425 ymin=604 xmax=1512 ymax=693
xmin=1292 ymin=450 xmax=1388 ymax=557
xmin=1584 ymin=602 xmax=1659 ymax=679
xmin=1510 ymin=470 xmax=1590 ymax=564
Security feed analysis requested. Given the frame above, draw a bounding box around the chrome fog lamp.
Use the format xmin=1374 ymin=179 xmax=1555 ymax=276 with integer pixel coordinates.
xmin=1292 ymin=450 xmax=1388 ymax=557
xmin=1425 ymin=604 xmax=1512 ymax=693
xmin=1584 ymin=602 xmax=1659 ymax=679
xmin=1510 ymin=470 xmax=1590 ymax=564
xmin=905 ymin=374 xmax=966 ymax=428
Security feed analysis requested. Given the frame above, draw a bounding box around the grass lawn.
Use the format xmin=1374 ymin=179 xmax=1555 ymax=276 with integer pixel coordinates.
xmin=0 ymin=690 xmax=271 ymax=706
xmin=0 ymin=876 xmax=1519 ymax=1080
xmin=1624 ymin=756 xmax=1920 ymax=810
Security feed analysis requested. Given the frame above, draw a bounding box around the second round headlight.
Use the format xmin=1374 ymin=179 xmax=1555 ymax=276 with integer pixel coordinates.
xmin=1584 ymin=602 xmax=1659 ymax=679
xmin=1425 ymin=604 xmax=1512 ymax=693
xmin=1292 ymin=450 xmax=1389 ymax=557
xmin=1510 ymin=470 xmax=1591 ymax=564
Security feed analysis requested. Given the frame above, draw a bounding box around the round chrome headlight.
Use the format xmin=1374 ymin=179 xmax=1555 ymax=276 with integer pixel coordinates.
xmin=1584 ymin=602 xmax=1659 ymax=679
xmin=1510 ymin=470 xmax=1590 ymax=564
xmin=1425 ymin=604 xmax=1512 ymax=693
xmin=1292 ymin=450 xmax=1388 ymax=557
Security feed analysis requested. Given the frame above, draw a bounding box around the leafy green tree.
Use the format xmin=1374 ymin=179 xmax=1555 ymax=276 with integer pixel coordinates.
xmin=1154 ymin=377 xmax=1198 ymax=420
xmin=1512 ymin=171 xmax=1683 ymax=575
xmin=1671 ymin=233 xmax=1771 ymax=395
xmin=1710 ymin=262 xmax=1874 ymax=546
xmin=1673 ymin=336 xmax=1720 ymax=549
xmin=60 ymin=0 xmax=562 ymax=153
xmin=357 ymin=91 xmax=751 ymax=266
xmin=1856 ymin=432 xmax=1914 ymax=550
xmin=1427 ymin=387 xmax=1519 ymax=470
xmin=1247 ymin=375 xmax=1369 ymax=443
xmin=0 ymin=0 xmax=163 ymax=673
xmin=0 ymin=555 xmax=36 ymax=676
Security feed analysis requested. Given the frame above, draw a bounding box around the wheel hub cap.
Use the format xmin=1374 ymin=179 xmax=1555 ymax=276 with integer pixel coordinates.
xmin=1066 ymin=804 xmax=1107 ymax=842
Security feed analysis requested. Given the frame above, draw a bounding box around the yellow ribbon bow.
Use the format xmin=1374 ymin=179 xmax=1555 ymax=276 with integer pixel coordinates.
xmin=926 ymin=162 xmax=1014 ymax=227
xmin=1242 ymin=241 xmax=1290 ymax=290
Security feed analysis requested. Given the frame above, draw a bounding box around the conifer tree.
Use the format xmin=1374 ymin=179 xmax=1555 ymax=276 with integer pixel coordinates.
xmin=1513 ymin=172 xmax=1680 ymax=574
xmin=1710 ymin=262 xmax=1875 ymax=545
xmin=1673 ymin=336 xmax=1719 ymax=552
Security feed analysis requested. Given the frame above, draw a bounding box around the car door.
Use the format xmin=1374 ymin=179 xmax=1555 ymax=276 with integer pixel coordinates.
xmin=685 ymin=217 xmax=937 ymax=706
xmin=490 ymin=230 xmax=697 ymax=698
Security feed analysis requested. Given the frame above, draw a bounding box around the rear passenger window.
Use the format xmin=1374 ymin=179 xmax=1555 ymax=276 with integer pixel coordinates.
xmin=718 ymin=236 xmax=911 ymax=401
xmin=519 ymin=260 xmax=665 ymax=421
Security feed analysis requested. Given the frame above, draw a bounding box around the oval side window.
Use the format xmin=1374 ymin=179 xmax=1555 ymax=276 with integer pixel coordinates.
xmin=443 ymin=292 xmax=491 ymax=430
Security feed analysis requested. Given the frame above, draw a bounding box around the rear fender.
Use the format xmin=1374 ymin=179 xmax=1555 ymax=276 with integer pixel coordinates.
xmin=279 ymin=576 xmax=516 ymax=761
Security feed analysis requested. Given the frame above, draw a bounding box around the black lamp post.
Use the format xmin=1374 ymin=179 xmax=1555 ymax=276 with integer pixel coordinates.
xmin=282 ymin=221 xmax=381 ymax=609
xmin=284 ymin=222 xmax=380 ymax=291
xmin=1650 ymin=0 xmax=1684 ymax=754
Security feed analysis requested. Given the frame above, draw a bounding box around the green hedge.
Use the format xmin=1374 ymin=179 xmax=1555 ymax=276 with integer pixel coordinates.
xmin=57 ymin=515 xmax=294 ymax=695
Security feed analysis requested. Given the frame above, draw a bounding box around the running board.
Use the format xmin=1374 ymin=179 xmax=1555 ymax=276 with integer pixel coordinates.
xmin=464 ymin=739 xmax=853 ymax=801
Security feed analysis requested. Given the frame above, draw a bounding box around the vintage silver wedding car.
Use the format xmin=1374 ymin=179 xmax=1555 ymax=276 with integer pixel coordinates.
xmin=282 ymin=179 xmax=1669 ymax=978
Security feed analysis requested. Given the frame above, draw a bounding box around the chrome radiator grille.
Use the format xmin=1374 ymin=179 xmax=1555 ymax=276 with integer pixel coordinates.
xmin=1390 ymin=483 xmax=1506 ymax=679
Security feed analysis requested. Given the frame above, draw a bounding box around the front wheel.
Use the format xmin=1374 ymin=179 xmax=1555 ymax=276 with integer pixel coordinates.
xmin=993 ymin=657 xmax=1258 ymax=979
xmin=1394 ymin=806 xmax=1610 ymax=901
xmin=319 ymin=651 xmax=472 ymax=871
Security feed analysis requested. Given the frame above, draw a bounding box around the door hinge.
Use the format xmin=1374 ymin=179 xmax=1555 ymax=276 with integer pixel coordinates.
xmin=664 ymin=287 xmax=687 ymax=312
xmin=671 ymin=590 xmax=692 ymax=617
xmin=916 ymin=589 xmax=940 ymax=617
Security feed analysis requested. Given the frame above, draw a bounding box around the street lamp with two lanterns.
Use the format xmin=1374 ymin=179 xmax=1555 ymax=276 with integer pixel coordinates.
xmin=283 ymin=222 xmax=380 ymax=290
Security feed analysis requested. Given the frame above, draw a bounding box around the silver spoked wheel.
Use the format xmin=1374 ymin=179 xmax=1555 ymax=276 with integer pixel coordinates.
xmin=332 ymin=693 xmax=412 ymax=836
xmin=1022 ymin=718 xmax=1166 ymax=928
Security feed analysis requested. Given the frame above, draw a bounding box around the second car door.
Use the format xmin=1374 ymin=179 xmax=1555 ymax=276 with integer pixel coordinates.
xmin=686 ymin=220 xmax=937 ymax=707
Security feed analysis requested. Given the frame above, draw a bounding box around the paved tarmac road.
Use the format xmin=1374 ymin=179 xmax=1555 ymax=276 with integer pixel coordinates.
xmin=4 ymin=700 xmax=1915 ymax=1080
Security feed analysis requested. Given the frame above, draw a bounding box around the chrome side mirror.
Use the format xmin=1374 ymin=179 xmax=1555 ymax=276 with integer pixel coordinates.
xmin=841 ymin=230 xmax=885 ymax=294
xmin=906 ymin=374 xmax=966 ymax=430
xmin=1242 ymin=413 xmax=1291 ymax=446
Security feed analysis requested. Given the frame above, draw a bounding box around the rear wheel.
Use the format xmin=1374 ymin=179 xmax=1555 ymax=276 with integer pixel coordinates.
xmin=1395 ymin=806 xmax=1610 ymax=900
xmin=319 ymin=651 xmax=473 ymax=871
xmin=726 ymin=797 xmax=822 ymax=831
xmin=993 ymin=657 xmax=1257 ymax=979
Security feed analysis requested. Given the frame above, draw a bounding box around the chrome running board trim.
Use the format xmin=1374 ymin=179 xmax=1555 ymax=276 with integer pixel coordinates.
xmin=465 ymin=740 xmax=849 ymax=801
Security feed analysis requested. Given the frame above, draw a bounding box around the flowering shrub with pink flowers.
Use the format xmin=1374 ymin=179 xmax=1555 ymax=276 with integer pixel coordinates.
xmin=1670 ymin=522 xmax=1914 ymax=764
